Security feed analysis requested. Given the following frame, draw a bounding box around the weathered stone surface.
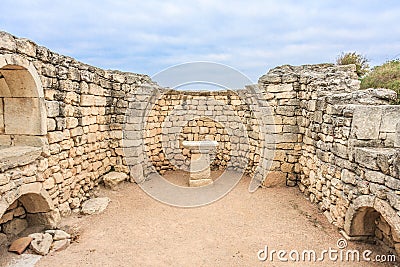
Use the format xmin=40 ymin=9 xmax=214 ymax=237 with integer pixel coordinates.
xmin=395 ymin=243 xmax=400 ymax=256
xmin=30 ymin=233 xmax=53 ymax=256
xmin=81 ymin=197 xmax=110 ymax=215
xmin=50 ymin=238 xmax=70 ymax=252
xmin=4 ymin=98 xmax=46 ymax=135
xmin=354 ymin=147 xmax=379 ymax=170
xmin=0 ymin=31 xmax=17 ymax=51
xmin=0 ymin=146 xmax=42 ymax=171
xmin=341 ymin=169 xmax=357 ymax=185
xmin=26 ymin=210 xmax=61 ymax=229
xmin=8 ymin=236 xmax=33 ymax=255
xmin=395 ymin=123 xmax=400 ymax=148
xmin=3 ymin=218 xmax=28 ymax=235
xmin=58 ymin=202 xmax=71 ymax=217
xmin=365 ymin=170 xmax=386 ymax=184
xmin=0 ymin=233 xmax=8 ymax=246
xmin=263 ymin=171 xmax=286 ymax=187
xmin=45 ymin=229 xmax=70 ymax=241
xmin=351 ymin=106 xmax=383 ymax=140
xmin=102 ymin=171 xmax=128 ymax=190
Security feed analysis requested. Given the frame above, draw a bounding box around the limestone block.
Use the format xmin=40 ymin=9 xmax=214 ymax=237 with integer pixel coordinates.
xmin=47 ymin=118 xmax=56 ymax=131
xmin=4 ymin=97 xmax=46 ymax=135
xmin=380 ymin=107 xmax=400 ymax=133
xmin=70 ymin=127 xmax=83 ymax=137
xmin=81 ymin=197 xmax=110 ymax=215
xmin=45 ymin=100 xmax=59 ymax=117
xmin=354 ymin=147 xmax=379 ymax=170
xmin=103 ymin=171 xmax=128 ymax=190
xmin=190 ymin=153 xmax=211 ymax=180
xmin=364 ymin=170 xmax=386 ymax=184
xmin=47 ymin=131 xmax=64 ymax=143
xmin=30 ymin=233 xmax=53 ymax=256
xmin=13 ymin=135 xmax=48 ymax=147
xmin=129 ymin=164 xmax=144 ymax=183
xmin=266 ymin=84 xmax=293 ymax=93
xmin=385 ymin=176 xmax=400 ymax=190
xmin=80 ymin=95 xmax=95 ymax=106
xmin=16 ymin=38 xmax=37 ymax=57
xmin=45 ymin=229 xmax=71 ymax=241
xmin=395 ymin=123 xmax=400 ymax=148
xmin=341 ymin=169 xmax=357 ymax=185
xmin=328 ymin=142 xmax=346 ymax=158
xmin=88 ymin=83 xmax=104 ymax=96
xmin=351 ymin=106 xmax=383 ymax=140
xmin=58 ymin=202 xmax=71 ymax=217
xmin=0 ymin=135 xmax=12 ymax=146
xmin=43 ymin=177 xmax=55 ymax=190
xmin=263 ymin=171 xmax=286 ymax=187
xmin=0 ymin=31 xmax=17 ymax=51
xmin=0 ymin=146 xmax=42 ymax=171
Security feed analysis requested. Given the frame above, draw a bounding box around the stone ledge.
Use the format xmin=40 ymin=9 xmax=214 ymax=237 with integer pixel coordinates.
xmin=0 ymin=146 xmax=42 ymax=171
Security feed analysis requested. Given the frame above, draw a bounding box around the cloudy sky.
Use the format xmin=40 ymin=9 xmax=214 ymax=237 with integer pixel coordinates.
xmin=1 ymin=0 xmax=400 ymax=85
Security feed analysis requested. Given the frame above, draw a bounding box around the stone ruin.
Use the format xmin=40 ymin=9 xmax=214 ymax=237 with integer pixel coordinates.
xmin=0 ymin=31 xmax=399 ymax=257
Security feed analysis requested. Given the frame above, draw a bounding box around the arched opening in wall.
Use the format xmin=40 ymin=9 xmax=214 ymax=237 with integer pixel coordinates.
xmin=344 ymin=197 xmax=400 ymax=256
xmin=0 ymin=63 xmax=47 ymax=147
xmin=0 ymin=190 xmax=56 ymax=246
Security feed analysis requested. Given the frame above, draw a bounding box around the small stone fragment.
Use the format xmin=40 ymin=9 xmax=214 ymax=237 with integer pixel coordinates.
xmin=45 ymin=229 xmax=71 ymax=241
xmin=30 ymin=233 xmax=53 ymax=256
xmin=28 ymin=233 xmax=43 ymax=240
xmin=50 ymin=239 xmax=70 ymax=252
xmin=81 ymin=197 xmax=110 ymax=215
xmin=58 ymin=201 xmax=72 ymax=217
xmin=103 ymin=171 xmax=128 ymax=190
xmin=8 ymin=237 xmax=33 ymax=255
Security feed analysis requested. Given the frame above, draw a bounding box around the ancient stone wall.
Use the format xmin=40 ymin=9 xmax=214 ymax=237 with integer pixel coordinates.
xmin=143 ymin=90 xmax=261 ymax=177
xmin=0 ymin=31 xmax=399 ymax=256
xmin=122 ymin=84 xmax=275 ymax=188
xmin=0 ymin=31 xmax=154 ymax=241
xmin=259 ymin=64 xmax=400 ymax=255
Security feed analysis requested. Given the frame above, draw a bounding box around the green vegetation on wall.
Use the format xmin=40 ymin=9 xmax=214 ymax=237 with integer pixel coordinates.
xmin=361 ymin=59 xmax=400 ymax=104
xmin=336 ymin=52 xmax=369 ymax=78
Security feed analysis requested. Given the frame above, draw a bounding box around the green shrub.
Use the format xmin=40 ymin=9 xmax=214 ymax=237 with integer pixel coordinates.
xmin=336 ymin=52 xmax=369 ymax=77
xmin=361 ymin=59 xmax=400 ymax=104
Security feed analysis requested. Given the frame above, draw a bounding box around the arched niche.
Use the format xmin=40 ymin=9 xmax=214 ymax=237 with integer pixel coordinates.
xmin=0 ymin=54 xmax=47 ymax=147
xmin=344 ymin=195 xmax=400 ymax=242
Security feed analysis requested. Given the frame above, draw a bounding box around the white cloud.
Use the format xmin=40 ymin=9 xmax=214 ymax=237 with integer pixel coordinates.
xmin=1 ymin=0 xmax=400 ymax=85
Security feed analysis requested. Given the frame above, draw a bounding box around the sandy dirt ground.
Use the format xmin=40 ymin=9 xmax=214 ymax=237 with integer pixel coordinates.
xmin=2 ymin=171 xmax=398 ymax=267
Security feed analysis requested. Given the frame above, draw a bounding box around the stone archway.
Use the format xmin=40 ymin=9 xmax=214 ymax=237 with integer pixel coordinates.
xmin=0 ymin=182 xmax=59 ymax=232
xmin=0 ymin=54 xmax=47 ymax=147
xmin=344 ymin=195 xmax=400 ymax=243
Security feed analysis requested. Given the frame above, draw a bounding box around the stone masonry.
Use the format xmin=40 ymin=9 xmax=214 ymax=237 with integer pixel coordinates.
xmin=259 ymin=64 xmax=400 ymax=255
xmin=0 ymin=31 xmax=399 ymax=256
